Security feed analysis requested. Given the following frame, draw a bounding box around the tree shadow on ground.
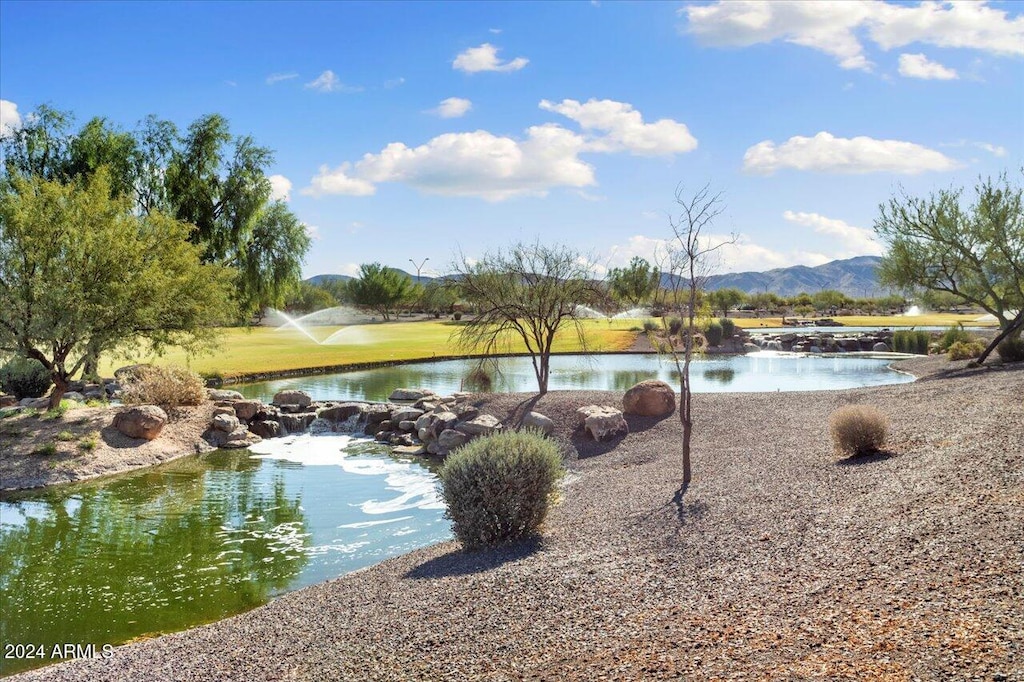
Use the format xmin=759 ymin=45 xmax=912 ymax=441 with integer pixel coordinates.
xmin=837 ymin=449 xmax=897 ymax=466
xmin=405 ymin=536 xmax=544 ymax=579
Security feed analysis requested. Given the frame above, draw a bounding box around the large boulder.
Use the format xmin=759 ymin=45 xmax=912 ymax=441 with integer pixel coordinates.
xmin=392 ymin=407 xmax=425 ymax=424
xmin=281 ymin=412 xmax=316 ymax=433
xmin=0 ymin=394 xmax=17 ymax=408
xmin=437 ymin=428 xmax=469 ymax=450
xmin=522 ymin=411 xmax=554 ymax=436
xmin=20 ymin=397 xmax=50 ymax=410
xmin=273 ymin=390 xmax=312 ymax=408
xmin=456 ymin=414 xmax=501 ymax=436
xmin=317 ymin=403 xmax=364 ymax=423
xmin=249 ymin=420 xmax=281 ymax=438
xmin=113 ymin=405 xmax=168 ymax=441
xmin=210 ymin=426 xmax=262 ymax=449
xmin=576 ymin=405 xmax=628 ymax=442
xmin=622 ymin=380 xmax=675 ymax=417
xmin=212 ymin=413 xmax=240 ymax=433
xmin=233 ymin=399 xmax=263 ymax=422
xmin=872 ymin=342 xmax=891 ymax=353
xmin=389 ymin=388 xmax=436 ymax=402
xmin=208 ymin=389 xmax=245 ymax=401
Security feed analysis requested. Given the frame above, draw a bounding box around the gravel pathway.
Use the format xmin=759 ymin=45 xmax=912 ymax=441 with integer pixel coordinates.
xmin=10 ymin=357 xmax=1023 ymax=680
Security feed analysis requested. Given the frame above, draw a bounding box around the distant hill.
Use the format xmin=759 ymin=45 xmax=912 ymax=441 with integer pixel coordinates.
xmin=702 ymin=256 xmax=884 ymax=298
xmin=309 ymin=256 xmax=886 ymax=299
xmin=305 ymin=274 xmax=353 ymax=286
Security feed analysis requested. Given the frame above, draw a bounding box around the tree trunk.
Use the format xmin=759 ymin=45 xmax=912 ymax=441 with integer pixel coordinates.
xmin=978 ymin=311 xmax=1024 ymax=364
xmin=49 ymin=373 xmax=68 ymax=410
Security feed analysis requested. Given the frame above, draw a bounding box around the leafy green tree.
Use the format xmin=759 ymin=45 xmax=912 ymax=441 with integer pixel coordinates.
xmin=607 ymin=256 xmax=659 ymax=307
xmin=419 ymin=280 xmax=457 ymax=316
xmin=347 ymin=263 xmax=415 ymax=320
xmin=0 ymin=171 xmax=234 ymax=407
xmin=3 ymin=106 xmax=310 ymax=319
xmin=748 ymin=291 xmax=781 ymax=316
xmin=284 ymin=281 xmax=337 ymax=314
xmin=453 ymin=242 xmax=599 ymax=394
xmin=876 ymin=172 xmax=1024 ymax=362
xmin=706 ymin=287 xmax=746 ymax=317
xmin=812 ymin=289 xmax=847 ymax=313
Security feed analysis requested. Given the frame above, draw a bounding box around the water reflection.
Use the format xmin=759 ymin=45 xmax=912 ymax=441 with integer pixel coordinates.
xmin=236 ymin=353 xmax=913 ymax=402
xmin=0 ymin=440 xmax=448 ymax=676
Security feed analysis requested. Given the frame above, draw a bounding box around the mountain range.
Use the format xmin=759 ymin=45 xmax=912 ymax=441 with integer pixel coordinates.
xmin=306 ymin=255 xmax=886 ymax=299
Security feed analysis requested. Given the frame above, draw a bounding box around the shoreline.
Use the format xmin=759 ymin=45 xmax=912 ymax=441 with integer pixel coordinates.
xmin=7 ymin=355 xmax=1023 ymax=679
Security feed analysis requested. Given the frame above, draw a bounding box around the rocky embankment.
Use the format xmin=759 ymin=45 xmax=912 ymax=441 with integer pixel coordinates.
xmin=747 ymin=328 xmax=898 ymax=353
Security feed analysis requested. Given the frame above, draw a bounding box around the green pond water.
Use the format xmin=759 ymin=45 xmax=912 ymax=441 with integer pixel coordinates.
xmin=0 ymin=437 xmax=448 ymax=676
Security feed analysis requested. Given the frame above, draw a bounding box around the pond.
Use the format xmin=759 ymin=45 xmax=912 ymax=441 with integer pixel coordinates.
xmin=0 ymin=436 xmax=448 ymax=676
xmin=234 ymin=352 xmax=915 ymax=403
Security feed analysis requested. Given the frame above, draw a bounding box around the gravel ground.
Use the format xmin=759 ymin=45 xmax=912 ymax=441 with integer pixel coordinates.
xmin=10 ymin=356 xmax=1024 ymax=681
xmin=0 ymin=404 xmax=217 ymax=491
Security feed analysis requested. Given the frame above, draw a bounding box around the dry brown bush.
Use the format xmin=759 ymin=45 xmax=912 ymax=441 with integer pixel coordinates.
xmin=830 ymin=405 xmax=888 ymax=457
xmin=121 ymin=365 xmax=206 ymax=407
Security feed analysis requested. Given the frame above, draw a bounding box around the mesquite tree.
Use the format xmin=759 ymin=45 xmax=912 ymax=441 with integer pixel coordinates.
xmin=453 ymin=241 xmax=599 ymax=395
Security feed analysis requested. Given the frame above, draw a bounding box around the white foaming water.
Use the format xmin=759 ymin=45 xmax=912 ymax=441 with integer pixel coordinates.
xmin=903 ymin=305 xmax=923 ymax=316
xmin=247 ymin=433 xmax=444 ymax=513
xmin=321 ymin=326 xmax=374 ymax=345
xmin=249 ymin=433 xmax=370 ymax=465
xmin=612 ymin=307 xmax=651 ymax=319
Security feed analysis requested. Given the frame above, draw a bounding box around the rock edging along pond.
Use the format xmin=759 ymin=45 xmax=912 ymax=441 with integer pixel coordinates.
xmin=205 ymin=387 xmax=510 ymax=458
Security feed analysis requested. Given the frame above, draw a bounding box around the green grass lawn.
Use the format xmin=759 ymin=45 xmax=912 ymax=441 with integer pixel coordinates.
xmin=99 ymin=319 xmax=641 ymax=379
xmin=96 ymin=312 xmax=995 ymax=380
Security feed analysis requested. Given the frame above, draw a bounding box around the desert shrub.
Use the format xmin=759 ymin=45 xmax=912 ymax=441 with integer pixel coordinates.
xmin=438 ymin=430 xmax=564 ymax=550
xmin=892 ymin=330 xmax=930 ymax=355
xmin=829 ymin=405 xmax=888 ymax=457
xmin=667 ymin=317 xmax=683 ymax=336
xmin=642 ymin=319 xmax=659 ymax=333
xmin=452 ymin=311 xmax=463 ymax=321
xmin=937 ymin=325 xmax=972 ymax=351
xmin=704 ymin=321 xmax=724 ymax=346
xmin=996 ymin=335 xmax=1024 ymax=362
xmin=79 ymin=431 xmax=99 ymax=452
xmin=947 ymin=340 xmax=986 ymax=361
xmin=719 ymin=317 xmax=736 ymax=340
xmin=0 ymin=357 xmax=52 ymax=399
xmin=121 ymin=365 xmax=206 ymax=406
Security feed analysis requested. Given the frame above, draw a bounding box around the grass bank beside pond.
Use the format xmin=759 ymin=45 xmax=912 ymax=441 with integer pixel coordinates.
xmin=97 ymin=313 xmax=993 ymax=380
xmin=98 ymin=319 xmax=639 ymax=380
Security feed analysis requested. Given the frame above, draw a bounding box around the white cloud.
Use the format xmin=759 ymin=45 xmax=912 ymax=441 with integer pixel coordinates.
xmin=304 ymin=99 xmax=696 ymax=201
xmin=489 ymin=28 xmax=503 ymax=34
xmin=1 ymin=99 xmax=22 ymax=137
xmin=305 ymin=70 xmax=362 ymax=93
xmin=304 ymin=224 xmax=321 ymax=241
xmin=540 ymin=98 xmax=697 ymax=156
xmin=353 ymin=125 xmax=595 ymax=201
xmin=743 ymin=131 xmax=958 ymax=175
xmin=453 ymin=43 xmax=529 ymax=73
xmin=868 ymin=1 xmax=1024 ymax=56
xmin=898 ymin=53 xmax=958 ymax=79
xmin=384 ymin=77 xmax=405 ymax=89
xmin=267 ymin=72 xmax=299 ymax=85
xmin=682 ymin=1 xmax=1024 ymax=71
xmin=337 ymin=262 xmax=361 ymax=277
xmin=683 ymin=1 xmax=876 ymax=70
xmin=978 ymin=142 xmax=1007 ymax=157
xmin=302 ymin=163 xmax=377 ymax=197
xmin=782 ymin=210 xmax=884 ymax=257
xmin=268 ymin=174 xmax=293 ymax=202
xmin=605 ymin=233 xmax=833 ymax=274
xmin=431 ymin=97 xmax=473 ymax=118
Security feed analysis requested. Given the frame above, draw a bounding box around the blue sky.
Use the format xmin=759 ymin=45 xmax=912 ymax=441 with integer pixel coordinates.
xmin=1 ymin=1 xmax=1021 ymax=279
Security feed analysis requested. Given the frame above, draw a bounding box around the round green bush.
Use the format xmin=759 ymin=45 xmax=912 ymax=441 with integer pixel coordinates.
xmin=438 ymin=429 xmax=564 ymax=550
xmin=704 ymin=321 xmax=724 ymax=346
xmin=0 ymin=356 xmax=52 ymax=399
xmin=947 ymin=340 xmax=985 ymax=361
xmin=718 ymin=317 xmax=736 ymax=340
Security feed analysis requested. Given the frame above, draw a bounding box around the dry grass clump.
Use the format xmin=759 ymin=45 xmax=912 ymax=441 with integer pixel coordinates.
xmin=830 ymin=404 xmax=888 ymax=457
xmin=947 ymin=340 xmax=986 ymax=361
xmin=121 ymin=365 xmax=206 ymax=407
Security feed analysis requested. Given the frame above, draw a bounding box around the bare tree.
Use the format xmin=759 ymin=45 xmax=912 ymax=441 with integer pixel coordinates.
xmin=452 ymin=241 xmax=599 ymax=394
xmin=652 ymin=184 xmax=734 ymax=489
